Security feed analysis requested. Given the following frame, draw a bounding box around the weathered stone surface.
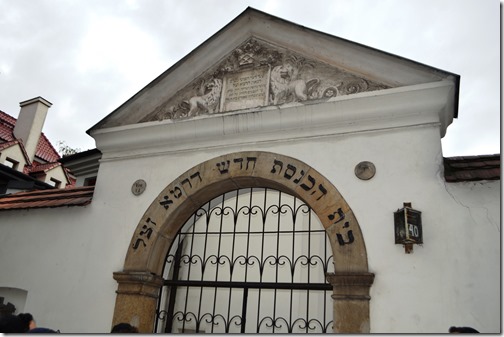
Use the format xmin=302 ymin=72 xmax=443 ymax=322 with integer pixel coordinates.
xmin=112 ymin=271 xmax=163 ymax=333
xmin=220 ymin=66 xmax=270 ymax=111
xmin=140 ymin=38 xmax=388 ymax=122
xmin=327 ymin=272 xmax=375 ymax=333
xmin=326 ymin=210 xmax=369 ymax=272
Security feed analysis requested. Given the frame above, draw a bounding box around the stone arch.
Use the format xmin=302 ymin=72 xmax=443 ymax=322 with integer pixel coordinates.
xmin=112 ymin=151 xmax=374 ymax=333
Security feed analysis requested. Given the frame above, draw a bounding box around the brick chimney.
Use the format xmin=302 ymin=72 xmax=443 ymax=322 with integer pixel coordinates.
xmin=13 ymin=97 xmax=52 ymax=162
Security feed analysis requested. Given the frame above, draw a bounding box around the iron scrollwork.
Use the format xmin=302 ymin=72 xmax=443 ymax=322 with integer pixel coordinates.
xmin=155 ymin=188 xmax=334 ymax=333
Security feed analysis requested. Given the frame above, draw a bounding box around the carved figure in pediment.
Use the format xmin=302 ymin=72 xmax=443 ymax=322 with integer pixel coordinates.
xmin=184 ymin=78 xmax=223 ymax=116
xmin=141 ymin=38 xmax=391 ymax=123
xmin=213 ymin=39 xmax=283 ymax=77
xmin=339 ymin=78 xmax=369 ymax=95
xmin=270 ymin=63 xmax=320 ymax=105
xmin=322 ymin=87 xmax=339 ymax=98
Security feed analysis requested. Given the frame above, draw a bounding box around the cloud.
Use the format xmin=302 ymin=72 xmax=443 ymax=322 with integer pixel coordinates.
xmin=0 ymin=0 xmax=499 ymax=155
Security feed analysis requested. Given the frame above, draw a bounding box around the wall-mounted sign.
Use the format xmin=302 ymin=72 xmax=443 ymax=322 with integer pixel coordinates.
xmin=394 ymin=202 xmax=422 ymax=253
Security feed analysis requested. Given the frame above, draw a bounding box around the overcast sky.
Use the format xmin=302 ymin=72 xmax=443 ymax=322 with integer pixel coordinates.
xmin=0 ymin=0 xmax=500 ymax=156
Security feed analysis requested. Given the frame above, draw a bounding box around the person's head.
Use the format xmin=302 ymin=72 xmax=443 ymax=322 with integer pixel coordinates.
xmin=111 ymin=322 xmax=139 ymax=333
xmin=18 ymin=312 xmax=36 ymax=332
xmin=449 ymin=326 xmax=480 ymax=333
xmin=0 ymin=313 xmax=26 ymax=333
xmin=27 ymin=327 xmax=57 ymax=333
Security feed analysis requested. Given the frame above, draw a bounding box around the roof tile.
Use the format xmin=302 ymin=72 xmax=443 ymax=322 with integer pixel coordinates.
xmin=444 ymin=154 xmax=500 ymax=182
xmin=0 ymin=186 xmax=94 ymax=211
xmin=28 ymin=162 xmax=61 ymax=174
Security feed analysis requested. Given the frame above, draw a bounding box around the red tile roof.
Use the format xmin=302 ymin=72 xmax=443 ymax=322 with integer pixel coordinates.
xmin=0 ymin=140 xmax=20 ymax=151
xmin=0 ymin=110 xmax=16 ymax=141
xmin=26 ymin=162 xmax=61 ymax=174
xmin=0 ymin=186 xmax=94 ymax=211
xmin=36 ymin=133 xmax=60 ymax=162
xmin=0 ymin=110 xmax=60 ymax=163
xmin=444 ymin=154 xmax=500 ymax=182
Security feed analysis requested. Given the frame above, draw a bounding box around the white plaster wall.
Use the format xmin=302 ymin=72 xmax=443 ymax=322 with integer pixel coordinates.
xmin=0 ymin=205 xmax=121 ymax=333
xmin=73 ymin=173 xmax=96 ymax=187
xmin=437 ymin=180 xmax=500 ymax=331
xmin=0 ymin=145 xmax=28 ymax=170
xmin=42 ymin=166 xmax=68 ymax=187
xmin=0 ymin=123 xmax=499 ymax=333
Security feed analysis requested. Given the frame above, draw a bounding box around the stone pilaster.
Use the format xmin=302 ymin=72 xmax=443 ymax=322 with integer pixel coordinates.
xmin=326 ymin=272 xmax=375 ymax=333
xmin=112 ymin=271 xmax=164 ymax=333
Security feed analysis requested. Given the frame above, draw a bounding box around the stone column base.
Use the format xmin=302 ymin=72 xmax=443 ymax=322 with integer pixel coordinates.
xmin=326 ymin=272 xmax=375 ymax=333
xmin=112 ymin=271 xmax=164 ymax=333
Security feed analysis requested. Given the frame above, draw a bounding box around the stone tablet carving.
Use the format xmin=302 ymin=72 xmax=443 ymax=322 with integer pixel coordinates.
xmin=142 ymin=38 xmax=388 ymax=122
xmin=221 ymin=67 xmax=270 ymax=111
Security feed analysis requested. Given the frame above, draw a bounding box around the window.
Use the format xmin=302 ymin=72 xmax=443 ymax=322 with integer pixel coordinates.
xmin=3 ymin=158 xmax=19 ymax=170
xmin=83 ymin=177 xmax=97 ymax=186
xmin=49 ymin=178 xmax=61 ymax=188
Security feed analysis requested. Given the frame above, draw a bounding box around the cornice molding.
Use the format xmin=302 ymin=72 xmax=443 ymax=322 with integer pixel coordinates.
xmin=92 ymin=81 xmax=455 ymax=161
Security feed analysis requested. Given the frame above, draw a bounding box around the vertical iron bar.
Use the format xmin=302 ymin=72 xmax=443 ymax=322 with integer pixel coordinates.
xmin=256 ymin=188 xmax=268 ymax=333
xmin=244 ymin=188 xmax=253 ymax=283
xmin=272 ymin=191 xmax=282 ymax=333
xmin=210 ymin=192 xmax=227 ymax=333
xmin=226 ymin=190 xmax=239 ymax=332
xmin=181 ymin=212 xmax=198 ymax=333
xmin=323 ymin=220 xmax=329 ymax=332
xmin=306 ymin=209 xmax=312 ymax=333
xmin=164 ymin=243 xmax=183 ymax=333
xmin=240 ymin=287 xmax=249 ymax=333
xmin=289 ymin=196 xmax=296 ymax=331
xmin=243 ymin=188 xmax=253 ymax=332
xmin=195 ymin=200 xmax=212 ymax=333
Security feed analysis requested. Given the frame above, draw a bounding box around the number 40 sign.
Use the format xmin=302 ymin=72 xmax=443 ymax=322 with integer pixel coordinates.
xmin=394 ymin=202 xmax=423 ymax=253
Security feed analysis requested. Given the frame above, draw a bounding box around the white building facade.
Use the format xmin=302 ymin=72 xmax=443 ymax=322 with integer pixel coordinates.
xmin=0 ymin=8 xmax=500 ymax=333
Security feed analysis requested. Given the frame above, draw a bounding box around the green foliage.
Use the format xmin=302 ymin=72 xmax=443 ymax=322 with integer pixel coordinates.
xmin=56 ymin=141 xmax=81 ymax=157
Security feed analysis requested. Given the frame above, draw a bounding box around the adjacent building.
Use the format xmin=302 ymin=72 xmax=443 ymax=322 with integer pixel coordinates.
xmin=0 ymin=97 xmax=73 ymax=194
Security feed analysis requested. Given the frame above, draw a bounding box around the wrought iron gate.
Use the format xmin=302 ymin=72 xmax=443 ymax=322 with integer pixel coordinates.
xmin=155 ymin=188 xmax=334 ymax=333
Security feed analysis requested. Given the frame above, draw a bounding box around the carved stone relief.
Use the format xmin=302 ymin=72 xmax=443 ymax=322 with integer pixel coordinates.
xmin=141 ymin=38 xmax=389 ymax=122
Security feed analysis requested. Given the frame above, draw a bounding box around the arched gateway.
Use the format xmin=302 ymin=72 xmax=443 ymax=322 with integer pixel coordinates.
xmin=112 ymin=151 xmax=374 ymax=333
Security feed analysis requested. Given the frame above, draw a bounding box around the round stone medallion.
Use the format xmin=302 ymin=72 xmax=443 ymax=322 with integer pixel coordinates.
xmin=354 ymin=161 xmax=376 ymax=180
xmin=131 ymin=179 xmax=147 ymax=196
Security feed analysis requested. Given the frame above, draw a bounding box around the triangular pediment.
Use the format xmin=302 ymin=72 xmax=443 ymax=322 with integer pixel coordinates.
xmin=139 ymin=38 xmax=389 ymax=122
xmin=89 ymin=7 xmax=458 ymax=132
